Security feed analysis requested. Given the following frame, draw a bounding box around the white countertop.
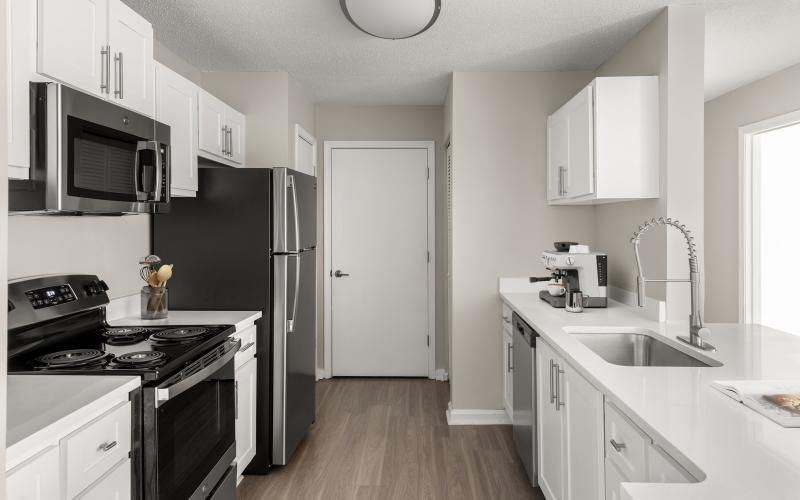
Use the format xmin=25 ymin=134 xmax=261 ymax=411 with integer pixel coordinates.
xmin=6 ymin=375 xmax=140 ymax=470
xmin=110 ymin=310 xmax=262 ymax=332
xmin=499 ymin=279 xmax=800 ymax=500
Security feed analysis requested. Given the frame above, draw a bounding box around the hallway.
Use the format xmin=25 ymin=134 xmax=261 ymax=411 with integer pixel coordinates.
xmin=237 ymin=378 xmax=542 ymax=500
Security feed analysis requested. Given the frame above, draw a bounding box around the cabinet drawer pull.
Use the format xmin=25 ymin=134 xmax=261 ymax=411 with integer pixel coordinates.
xmin=239 ymin=341 xmax=255 ymax=353
xmin=610 ymin=439 xmax=626 ymax=452
xmin=555 ymin=364 xmax=565 ymax=410
xmin=507 ymin=343 xmax=513 ymax=372
xmin=502 ymin=316 xmax=511 ymax=324
xmin=99 ymin=441 xmax=118 ymax=452
xmin=549 ymin=359 xmax=556 ymax=404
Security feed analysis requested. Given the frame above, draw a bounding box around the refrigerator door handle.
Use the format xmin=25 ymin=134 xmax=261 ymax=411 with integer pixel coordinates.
xmin=288 ymin=175 xmax=301 ymax=252
xmin=287 ymin=254 xmax=300 ymax=333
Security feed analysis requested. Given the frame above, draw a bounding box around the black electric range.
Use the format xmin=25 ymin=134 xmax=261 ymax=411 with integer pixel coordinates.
xmin=7 ymin=275 xmax=240 ymax=500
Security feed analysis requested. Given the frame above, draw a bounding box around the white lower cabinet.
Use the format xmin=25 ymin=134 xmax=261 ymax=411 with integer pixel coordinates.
xmin=6 ymin=446 xmax=60 ymax=500
xmin=232 ymin=323 xmax=258 ymax=481
xmin=603 ymin=401 xmax=696 ymax=499
xmin=5 ymin=398 xmax=133 ymax=500
xmin=537 ymin=339 xmax=604 ymax=500
xmin=77 ymin=458 xmax=131 ymax=500
xmin=236 ymin=356 xmax=258 ymax=480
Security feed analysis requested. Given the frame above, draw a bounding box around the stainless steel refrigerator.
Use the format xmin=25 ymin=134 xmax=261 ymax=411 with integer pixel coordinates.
xmin=152 ymin=167 xmax=316 ymax=470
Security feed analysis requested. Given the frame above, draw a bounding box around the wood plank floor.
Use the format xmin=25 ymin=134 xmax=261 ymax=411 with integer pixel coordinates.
xmin=237 ymin=378 xmax=545 ymax=500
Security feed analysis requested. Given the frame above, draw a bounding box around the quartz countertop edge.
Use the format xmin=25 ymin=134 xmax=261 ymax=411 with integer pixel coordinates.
xmin=499 ymin=277 xmax=800 ymax=500
xmin=6 ymin=375 xmax=141 ymax=471
xmin=110 ymin=310 xmax=262 ymax=332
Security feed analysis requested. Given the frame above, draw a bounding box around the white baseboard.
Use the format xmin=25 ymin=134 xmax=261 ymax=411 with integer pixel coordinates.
xmin=434 ymin=368 xmax=449 ymax=381
xmin=445 ymin=401 xmax=511 ymax=426
xmin=316 ymin=368 xmax=329 ymax=381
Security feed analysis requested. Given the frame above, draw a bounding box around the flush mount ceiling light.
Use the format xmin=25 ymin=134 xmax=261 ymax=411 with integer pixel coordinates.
xmin=340 ymin=0 xmax=442 ymax=40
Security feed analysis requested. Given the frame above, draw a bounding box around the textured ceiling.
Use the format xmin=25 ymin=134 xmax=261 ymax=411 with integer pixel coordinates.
xmin=704 ymin=0 xmax=800 ymax=100
xmin=123 ymin=0 xmax=800 ymax=104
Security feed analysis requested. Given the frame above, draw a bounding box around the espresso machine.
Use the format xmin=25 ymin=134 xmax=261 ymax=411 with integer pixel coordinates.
xmin=535 ymin=250 xmax=608 ymax=308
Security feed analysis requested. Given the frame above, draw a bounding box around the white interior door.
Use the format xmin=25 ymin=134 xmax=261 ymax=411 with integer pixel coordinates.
xmin=331 ymin=147 xmax=430 ymax=376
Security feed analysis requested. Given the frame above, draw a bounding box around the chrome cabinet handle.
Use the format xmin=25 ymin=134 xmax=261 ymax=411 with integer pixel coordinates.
xmin=333 ymin=270 xmax=350 ymax=278
xmin=114 ymin=52 xmax=124 ymax=99
xmin=234 ymin=380 xmax=239 ymax=420
xmin=610 ymin=439 xmax=626 ymax=453
xmin=555 ymin=364 xmax=565 ymax=410
xmin=502 ymin=316 xmax=511 ymax=324
xmin=507 ymin=343 xmax=513 ymax=373
xmin=221 ymin=126 xmax=228 ymax=155
xmin=99 ymin=441 xmax=118 ymax=452
xmin=549 ymin=359 xmax=556 ymax=404
xmin=100 ymin=46 xmax=110 ymax=93
xmin=227 ymin=128 xmax=233 ymax=157
xmin=238 ymin=341 xmax=255 ymax=353
xmin=558 ymin=166 xmax=568 ymax=196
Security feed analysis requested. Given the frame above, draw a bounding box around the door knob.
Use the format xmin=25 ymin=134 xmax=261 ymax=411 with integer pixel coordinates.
xmin=333 ymin=270 xmax=350 ymax=278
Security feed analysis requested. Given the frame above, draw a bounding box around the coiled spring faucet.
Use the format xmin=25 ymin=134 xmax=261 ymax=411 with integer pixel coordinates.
xmin=631 ymin=217 xmax=715 ymax=351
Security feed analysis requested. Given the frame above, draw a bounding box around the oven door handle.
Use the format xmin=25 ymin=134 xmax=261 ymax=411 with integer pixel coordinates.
xmin=154 ymin=339 xmax=240 ymax=408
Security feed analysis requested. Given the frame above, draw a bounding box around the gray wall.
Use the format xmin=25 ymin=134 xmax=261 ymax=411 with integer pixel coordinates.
xmin=448 ymin=71 xmax=595 ymax=410
xmin=704 ymin=63 xmax=800 ymax=322
xmin=314 ymin=104 xmax=447 ymax=372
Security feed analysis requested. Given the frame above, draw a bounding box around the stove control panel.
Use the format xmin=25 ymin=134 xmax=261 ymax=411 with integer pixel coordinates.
xmin=25 ymin=284 xmax=77 ymax=309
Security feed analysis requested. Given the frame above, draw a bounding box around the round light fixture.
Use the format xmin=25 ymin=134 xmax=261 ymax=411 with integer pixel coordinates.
xmin=340 ymin=0 xmax=442 ymax=40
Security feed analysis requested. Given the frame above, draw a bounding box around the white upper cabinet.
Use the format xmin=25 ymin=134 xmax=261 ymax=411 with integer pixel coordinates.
xmin=36 ymin=0 xmax=154 ymax=116
xmin=155 ymin=63 xmax=198 ymax=197
xmin=108 ymin=0 xmax=154 ymax=116
xmin=198 ymin=89 xmax=246 ymax=166
xmin=37 ymin=0 xmax=108 ymax=98
xmin=547 ymin=76 xmax=659 ymax=204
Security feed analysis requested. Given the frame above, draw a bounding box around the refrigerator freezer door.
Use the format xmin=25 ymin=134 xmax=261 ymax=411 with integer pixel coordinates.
xmin=272 ymin=250 xmax=316 ymax=465
xmin=272 ymin=168 xmax=317 ymax=254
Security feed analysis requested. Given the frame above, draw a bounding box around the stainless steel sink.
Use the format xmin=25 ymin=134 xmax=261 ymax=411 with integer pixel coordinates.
xmin=569 ymin=330 xmax=723 ymax=367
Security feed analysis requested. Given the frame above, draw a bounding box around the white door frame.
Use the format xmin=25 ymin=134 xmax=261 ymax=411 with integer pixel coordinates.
xmin=323 ymin=141 xmax=436 ymax=379
xmin=739 ymin=109 xmax=800 ymax=323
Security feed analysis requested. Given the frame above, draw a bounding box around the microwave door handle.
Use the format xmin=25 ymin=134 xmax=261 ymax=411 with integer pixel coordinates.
xmin=153 ymin=142 xmax=163 ymax=202
xmin=288 ymin=175 xmax=300 ymax=252
xmin=154 ymin=339 xmax=240 ymax=407
xmin=134 ymin=143 xmax=144 ymax=200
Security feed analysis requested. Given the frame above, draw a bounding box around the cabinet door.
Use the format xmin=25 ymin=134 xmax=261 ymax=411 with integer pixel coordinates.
xmin=503 ymin=331 xmax=513 ymax=418
xmin=547 ymin=110 xmax=569 ymax=201
xmin=37 ymin=0 xmax=108 ymax=98
xmin=77 ymin=458 xmax=131 ymax=500
xmin=565 ymin=86 xmax=594 ymax=199
xmin=156 ymin=63 xmax=198 ymax=196
xmin=235 ymin=357 xmax=258 ymax=479
xmin=108 ymin=0 xmax=154 ymax=116
xmin=225 ymin=108 xmax=246 ymax=165
xmin=604 ymin=458 xmax=627 ymax=500
xmin=6 ymin=446 xmax=60 ymax=500
xmin=562 ymin=363 xmax=604 ymax=500
xmin=536 ymin=341 xmax=563 ymax=500
xmin=198 ymin=90 xmax=226 ymax=159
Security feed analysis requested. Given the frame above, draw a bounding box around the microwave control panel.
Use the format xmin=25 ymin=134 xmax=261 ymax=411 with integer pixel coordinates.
xmin=25 ymin=284 xmax=77 ymax=309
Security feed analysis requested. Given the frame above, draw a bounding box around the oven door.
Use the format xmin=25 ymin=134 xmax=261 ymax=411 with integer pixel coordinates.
xmin=143 ymin=339 xmax=239 ymax=500
xmin=53 ymin=82 xmax=170 ymax=213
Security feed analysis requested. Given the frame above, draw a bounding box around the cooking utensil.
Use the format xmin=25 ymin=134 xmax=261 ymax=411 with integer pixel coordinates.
xmin=147 ymin=271 xmax=160 ymax=288
xmin=156 ymin=264 xmax=173 ymax=287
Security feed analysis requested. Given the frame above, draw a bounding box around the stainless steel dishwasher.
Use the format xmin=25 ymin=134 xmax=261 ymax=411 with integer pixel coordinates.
xmin=512 ymin=312 xmax=537 ymax=487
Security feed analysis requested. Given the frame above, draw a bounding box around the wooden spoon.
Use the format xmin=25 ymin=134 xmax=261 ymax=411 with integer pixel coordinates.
xmin=156 ymin=264 xmax=173 ymax=287
xmin=147 ymin=271 xmax=160 ymax=288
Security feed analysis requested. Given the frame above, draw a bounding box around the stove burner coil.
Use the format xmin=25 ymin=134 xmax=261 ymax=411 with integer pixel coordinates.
xmin=102 ymin=327 xmax=150 ymax=344
xmin=34 ymin=349 xmax=107 ymax=368
xmin=150 ymin=327 xmax=210 ymax=342
xmin=113 ymin=351 xmax=167 ymax=366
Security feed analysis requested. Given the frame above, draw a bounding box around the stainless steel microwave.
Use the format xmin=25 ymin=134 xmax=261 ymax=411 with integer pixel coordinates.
xmin=10 ymin=82 xmax=170 ymax=214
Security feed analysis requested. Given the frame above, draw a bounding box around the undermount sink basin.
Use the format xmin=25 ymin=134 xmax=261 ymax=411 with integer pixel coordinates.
xmin=568 ymin=329 xmax=723 ymax=368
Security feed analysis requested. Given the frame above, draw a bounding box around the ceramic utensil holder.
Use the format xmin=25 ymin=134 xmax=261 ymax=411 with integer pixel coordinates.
xmin=141 ymin=286 xmax=168 ymax=319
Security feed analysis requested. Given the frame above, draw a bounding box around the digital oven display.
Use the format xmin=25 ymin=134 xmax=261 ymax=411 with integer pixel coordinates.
xmin=25 ymin=285 xmax=77 ymax=309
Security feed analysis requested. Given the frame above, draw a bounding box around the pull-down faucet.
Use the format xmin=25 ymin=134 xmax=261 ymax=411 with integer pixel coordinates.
xmin=631 ymin=217 xmax=715 ymax=352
